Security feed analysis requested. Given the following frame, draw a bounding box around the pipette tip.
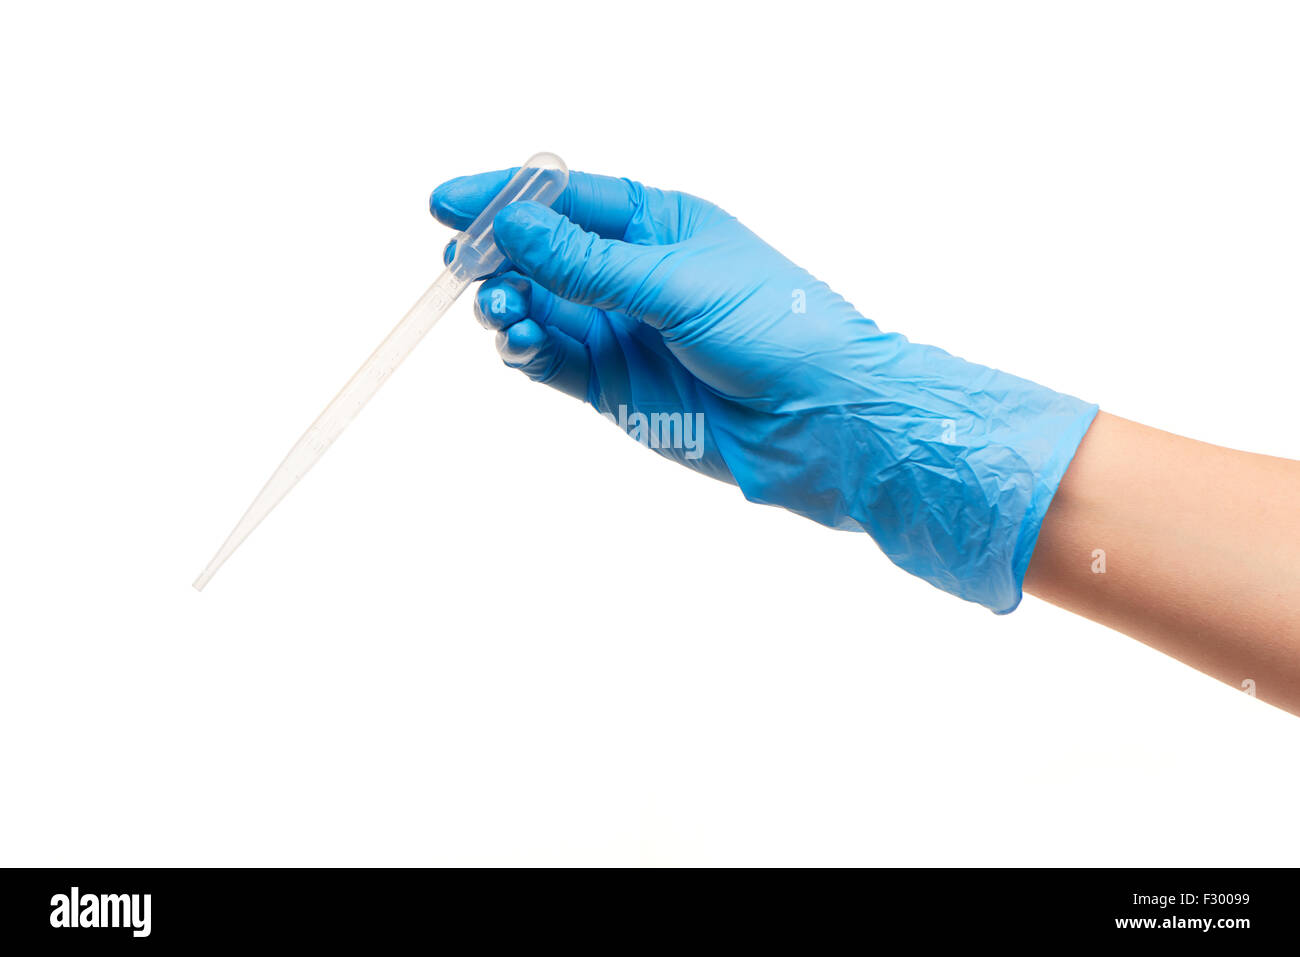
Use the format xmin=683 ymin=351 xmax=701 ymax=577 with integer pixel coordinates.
xmin=192 ymin=562 xmax=220 ymax=591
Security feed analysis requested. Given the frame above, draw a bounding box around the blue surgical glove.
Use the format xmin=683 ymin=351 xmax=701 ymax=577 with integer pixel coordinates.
xmin=430 ymin=170 xmax=1098 ymax=613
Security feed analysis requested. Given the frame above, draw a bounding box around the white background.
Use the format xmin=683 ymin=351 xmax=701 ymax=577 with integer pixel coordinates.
xmin=1 ymin=1 xmax=1297 ymax=866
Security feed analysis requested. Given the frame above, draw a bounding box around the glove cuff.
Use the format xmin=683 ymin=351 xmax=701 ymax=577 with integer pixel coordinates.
xmin=851 ymin=345 xmax=1099 ymax=613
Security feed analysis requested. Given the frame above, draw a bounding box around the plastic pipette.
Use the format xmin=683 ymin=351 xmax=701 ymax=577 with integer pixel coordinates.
xmin=194 ymin=152 xmax=569 ymax=590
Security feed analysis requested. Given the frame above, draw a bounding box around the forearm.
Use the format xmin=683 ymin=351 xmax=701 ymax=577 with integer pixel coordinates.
xmin=1024 ymin=411 xmax=1300 ymax=714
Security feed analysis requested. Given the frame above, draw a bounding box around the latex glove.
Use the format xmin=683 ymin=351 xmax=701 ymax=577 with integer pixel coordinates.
xmin=430 ymin=169 xmax=1097 ymax=613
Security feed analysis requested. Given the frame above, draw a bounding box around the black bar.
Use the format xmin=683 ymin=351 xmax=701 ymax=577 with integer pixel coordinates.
xmin=0 ymin=867 xmax=1287 ymax=946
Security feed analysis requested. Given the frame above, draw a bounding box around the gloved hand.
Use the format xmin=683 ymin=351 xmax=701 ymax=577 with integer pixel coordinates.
xmin=430 ymin=169 xmax=1098 ymax=613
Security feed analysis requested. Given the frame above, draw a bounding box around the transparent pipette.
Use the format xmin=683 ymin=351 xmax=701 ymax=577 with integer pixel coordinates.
xmin=193 ymin=152 xmax=569 ymax=590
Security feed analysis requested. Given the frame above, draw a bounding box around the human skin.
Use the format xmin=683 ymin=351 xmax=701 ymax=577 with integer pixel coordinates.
xmin=1025 ymin=411 xmax=1300 ymax=715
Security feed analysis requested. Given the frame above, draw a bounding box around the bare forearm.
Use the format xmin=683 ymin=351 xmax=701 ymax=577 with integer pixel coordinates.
xmin=1024 ymin=411 xmax=1300 ymax=714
